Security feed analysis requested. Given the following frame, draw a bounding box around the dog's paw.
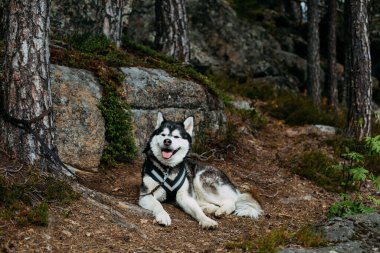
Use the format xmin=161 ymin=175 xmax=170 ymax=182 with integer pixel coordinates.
xmin=215 ymin=204 xmax=235 ymax=217
xmin=155 ymin=211 xmax=171 ymax=226
xmin=199 ymin=217 xmax=218 ymax=230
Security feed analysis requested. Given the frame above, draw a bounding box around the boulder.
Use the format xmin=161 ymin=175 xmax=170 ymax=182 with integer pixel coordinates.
xmin=279 ymin=213 xmax=380 ymax=253
xmin=121 ymin=67 xmax=226 ymax=150
xmin=51 ymin=65 xmax=105 ymax=171
xmin=126 ymin=0 xmax=282 ymax=79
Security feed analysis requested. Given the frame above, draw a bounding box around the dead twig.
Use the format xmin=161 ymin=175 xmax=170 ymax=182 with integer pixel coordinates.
xmin=260 ymin=190 xmax=279 ymax=198
xmin=0 ymin=164 xmax=23 ymax=178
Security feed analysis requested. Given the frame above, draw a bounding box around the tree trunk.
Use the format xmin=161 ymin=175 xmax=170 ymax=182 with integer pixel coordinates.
xmin=327 ymin=0 xmax=338 ymax=109
xmin=307 ymin=0 xmax=321 ymax=108
xmin=346 ymin=0 xmax=372 ymax=140
xmin=1 ymin=0 xmax=54 ymax=169
xmin=155 ymin=0 xmax=190 ymax=63
xmin=103 ymin=0 xmax=134 ymax=48
xmin=342 ymin=0 xmax=351 ymax=107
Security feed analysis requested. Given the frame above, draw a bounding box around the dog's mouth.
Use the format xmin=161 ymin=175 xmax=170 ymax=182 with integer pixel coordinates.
xmin=161 ymin=148 xmax=180 ymax=159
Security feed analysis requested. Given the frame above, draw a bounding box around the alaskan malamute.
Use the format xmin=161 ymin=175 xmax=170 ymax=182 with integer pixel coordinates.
xmin=139 ymin=112 xmax=262 ymax=229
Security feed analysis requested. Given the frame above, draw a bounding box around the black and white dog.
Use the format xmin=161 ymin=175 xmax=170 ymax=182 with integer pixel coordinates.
xmin=139 ymin=112 xmax=262 ymax=229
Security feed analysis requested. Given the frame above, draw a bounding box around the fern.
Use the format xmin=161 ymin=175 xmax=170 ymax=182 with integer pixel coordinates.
xmin=365 ymin=135 xmax=380 ymax=154
xmin=348 ymin=166 xmax=369 ymax=182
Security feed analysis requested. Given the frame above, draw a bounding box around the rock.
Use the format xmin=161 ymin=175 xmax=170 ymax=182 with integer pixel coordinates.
xmin=312 ymin=125 xmax=337 ymax=135
xmin=126 ymin=0 xmax=282 ymax=79
xmin=279 ymin=213 xmax=380 ymax=253
xmin=231 ymin=100 xmax=253 ymax=111
xmin=121 ymin=67 xmax=226 ymax=150
xmin=51 ymin=65 xmax=105 ymax=171
xmin=323 ymin=217 xmax=356 ymax=242
xmin=279 ymin=241 xmax=366 ymax=253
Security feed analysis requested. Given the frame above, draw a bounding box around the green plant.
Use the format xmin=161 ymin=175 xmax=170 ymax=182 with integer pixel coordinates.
xmin=327 ymin=135 xmax=380 ymax=218
xmin=291 ymin=151 xmax=343 ymax=192
xmin=327 ymin=194 xmax=376 ymax=219
xmin=98 ymin=68 xmax=138 ymax=166
xmin=68 ymin=33 xmax=113 ymax=54
xmin=225 ymin=226 xmax=325 ymax=253
xmin=0 ymin=172 xmax=79 ymax=227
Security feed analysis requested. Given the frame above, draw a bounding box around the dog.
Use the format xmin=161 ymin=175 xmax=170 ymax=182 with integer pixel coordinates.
xmin=138 ymin=112 xmax=262 ymax=229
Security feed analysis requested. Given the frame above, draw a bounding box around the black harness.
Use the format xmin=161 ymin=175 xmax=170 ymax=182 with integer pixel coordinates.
xmin=143 ymin=159 xmax=187 ymax=201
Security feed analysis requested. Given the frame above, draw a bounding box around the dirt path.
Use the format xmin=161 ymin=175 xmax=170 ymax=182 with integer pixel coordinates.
xmin=1 ymin=121 xmax=338 ymax=252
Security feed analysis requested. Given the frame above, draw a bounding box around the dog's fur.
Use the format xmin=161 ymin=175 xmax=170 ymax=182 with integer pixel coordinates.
xmin=139 ymin=112 xmax=262 ymax=229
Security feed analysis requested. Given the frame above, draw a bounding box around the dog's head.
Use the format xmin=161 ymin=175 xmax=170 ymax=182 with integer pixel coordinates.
xmin=146 ymin=112 xmax=193 ymax=167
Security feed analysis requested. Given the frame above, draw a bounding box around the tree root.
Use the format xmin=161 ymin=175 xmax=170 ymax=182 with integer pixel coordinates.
xmin=70 ymin=181 xmax=151 ymax=239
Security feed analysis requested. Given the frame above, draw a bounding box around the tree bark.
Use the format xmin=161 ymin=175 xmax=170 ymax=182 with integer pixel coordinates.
xmin=103 ymin=0 xmax=134 ymax=48
xmin=327 ymin=0 xmax=338 ymax=109
xmin=155 ymin=0 xmax=190 ymax=63
xmin=307 ymin=0 xmax=321 ymax=108
xmin=1 ymin=0 xmax=54 ymax=169
xmin=342 ymin=0 xmax=351 ymax=107
xmin=346 ymin=0 xmax=372 ymax=140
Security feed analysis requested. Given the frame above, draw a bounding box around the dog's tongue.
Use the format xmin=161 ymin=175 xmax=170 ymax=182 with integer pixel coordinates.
xmin=162 ymin=150 xmax=173 ymax=159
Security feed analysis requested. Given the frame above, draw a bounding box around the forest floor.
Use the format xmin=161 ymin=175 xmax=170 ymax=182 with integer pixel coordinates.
xmin=0 ymin=113 xmax=341 ymax=253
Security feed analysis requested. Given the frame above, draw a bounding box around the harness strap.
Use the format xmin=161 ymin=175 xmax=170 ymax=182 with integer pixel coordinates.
xmin=142 ymin=159 xmax=187 ymax=200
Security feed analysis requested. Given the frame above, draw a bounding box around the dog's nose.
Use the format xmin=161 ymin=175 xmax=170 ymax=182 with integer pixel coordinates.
xmin=164 ymin=139 xmax=172 ymax=146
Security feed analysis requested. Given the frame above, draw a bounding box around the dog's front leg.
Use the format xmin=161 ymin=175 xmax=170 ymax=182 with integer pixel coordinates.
xmin=176 ymin=188 xmax=218 ymax=229
xmin=139 ymin=195 xmax=171 ymax=226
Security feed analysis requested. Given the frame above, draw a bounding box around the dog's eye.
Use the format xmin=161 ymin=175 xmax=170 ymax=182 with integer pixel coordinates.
xmin=173 ymin=136 xmax=180 ymax=139
xmin=161 ymin=134 xmax=166 ymax=137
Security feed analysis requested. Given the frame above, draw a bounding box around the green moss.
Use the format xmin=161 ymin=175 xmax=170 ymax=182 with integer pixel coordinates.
xmin=291 ymin=150 xmax=344 ymax=192
xmin=27 ymin=203 xmax=49 ymax=226
xmin=264 ymin=92 xmax=346 ymax=127
xmin=227 ymin=107 xmax=268 ymax=131
xmin=0 ymin=173 xmax=78 ymax=227
xmin=98 ymin=68 xmax=137 ymax=166
xmin=68 ymin=33 xmax=113 ymax=54
xmin=225 ymin=226 xmax=325 ymax=252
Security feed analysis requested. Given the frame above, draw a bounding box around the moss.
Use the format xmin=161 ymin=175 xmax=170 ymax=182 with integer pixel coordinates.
xmin=264 ymin=92 xmax=346 ymax=127
xmin=26 ymin=203 xmax=49 ymax=226
xmin=291 ymin=150 xmax=344 ymax=192
xmin=227 ymin=107 xmax=268 ymax=131
xmin=97 ymin=68 xmax=137 ymax=166
xmin=0 ymin=172 xmax=78 ymax=227
xmin=225 ymin=226 xmax=325 ymax=252
xmin=68 ymin=33 xmax=113 ymax=54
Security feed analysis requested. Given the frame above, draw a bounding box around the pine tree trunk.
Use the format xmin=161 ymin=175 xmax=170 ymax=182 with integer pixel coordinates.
xmin=155 ymin=0 xmax=190 ymax=63
xmin=327 ymin=0 xmax=338 ymax=109
xmin=307 ymin=0 xmax=321 ymax=108
xmin=103 ymin=0 xmax=134 ymax=48
xmin=342 ymin=0 xmax=351 ymax=107
xmin=346 ymin=0 xmax=372 ymax=140
xmin=1 ymin=0 xmax=54 ymax=169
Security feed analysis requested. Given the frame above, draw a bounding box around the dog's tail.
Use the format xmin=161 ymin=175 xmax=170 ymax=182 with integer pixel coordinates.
xmin=234 ymin=193 xmax=263 ymax=219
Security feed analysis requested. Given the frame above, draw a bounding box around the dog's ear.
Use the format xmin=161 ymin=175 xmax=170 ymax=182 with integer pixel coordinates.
xmin=155 ymin=112 xmax=165 ymax=129
xmin=183 ymin=116 xmax=194 ymax=137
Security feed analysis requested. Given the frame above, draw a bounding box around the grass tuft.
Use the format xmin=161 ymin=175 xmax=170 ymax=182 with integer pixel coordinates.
xmin=226 ymin=226 xmax=325 ymax=253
